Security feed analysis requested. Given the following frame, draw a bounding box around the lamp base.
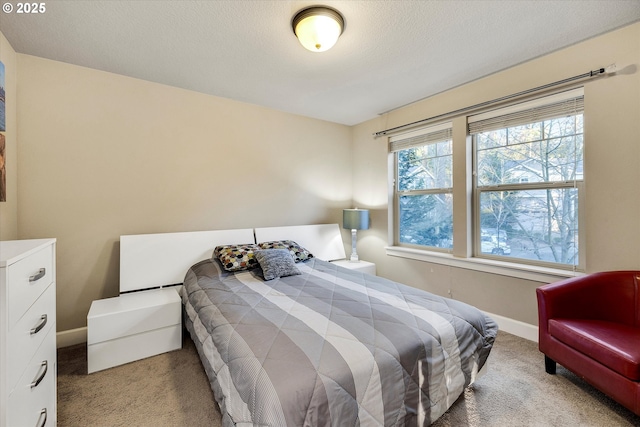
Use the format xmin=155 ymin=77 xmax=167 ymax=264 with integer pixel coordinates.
xmin=350 ymin=229 xmax=359 ymax=262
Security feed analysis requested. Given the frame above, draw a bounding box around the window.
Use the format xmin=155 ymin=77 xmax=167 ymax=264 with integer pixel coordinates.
xmin=387 ymin=88 xmax=586 ymax=279
xmin=391 ymin=123 xmax=453 ymax=250
xmin=469 ymin=89 xmax=584 ymax=269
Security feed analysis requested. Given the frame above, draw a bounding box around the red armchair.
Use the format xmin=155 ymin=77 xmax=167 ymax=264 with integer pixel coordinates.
xmin=536 ymin=271 xmax=640 ymax=416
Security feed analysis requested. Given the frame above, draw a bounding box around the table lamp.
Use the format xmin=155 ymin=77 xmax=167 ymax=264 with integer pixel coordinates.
xmin=343 ymin=208 xmax=370 ymax=262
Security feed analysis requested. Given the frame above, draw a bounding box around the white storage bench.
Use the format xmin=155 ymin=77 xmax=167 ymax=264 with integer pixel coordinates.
xmin=87 ymin=287 xmax=181 ymax=374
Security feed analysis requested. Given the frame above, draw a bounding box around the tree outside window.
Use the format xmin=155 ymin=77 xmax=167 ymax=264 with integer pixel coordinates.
xmin=396 ymin=139 xmax=453 ymax=249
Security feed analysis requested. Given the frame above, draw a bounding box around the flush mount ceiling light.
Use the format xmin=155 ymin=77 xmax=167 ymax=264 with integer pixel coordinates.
xmin=292 ymin=6 xmax=344 ymax=52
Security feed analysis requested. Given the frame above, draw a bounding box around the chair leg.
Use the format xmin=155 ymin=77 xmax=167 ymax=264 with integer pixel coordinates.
xmin=545 ymin=355 xmax=557 ymax=374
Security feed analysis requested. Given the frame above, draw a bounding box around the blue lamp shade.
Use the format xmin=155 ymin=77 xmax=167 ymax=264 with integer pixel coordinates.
xmin=343 ymin=209 xmax=370 ymax=230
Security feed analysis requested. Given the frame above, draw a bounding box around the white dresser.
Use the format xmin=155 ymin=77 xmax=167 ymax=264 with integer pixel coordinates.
xmin=0 ymin=239 xmax=57 ymax=427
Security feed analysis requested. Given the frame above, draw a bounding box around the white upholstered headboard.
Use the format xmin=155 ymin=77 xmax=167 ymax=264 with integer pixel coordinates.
xmin=119 ymin=224 xmax=346 ymax=293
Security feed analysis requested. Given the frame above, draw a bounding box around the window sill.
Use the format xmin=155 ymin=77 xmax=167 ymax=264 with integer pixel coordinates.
xmin=385 ymin=246 xmax=583 ymax=283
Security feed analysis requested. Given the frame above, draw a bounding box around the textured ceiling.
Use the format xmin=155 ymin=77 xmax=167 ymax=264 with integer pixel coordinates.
xmin=1 ymin=1 xmax=639 ymax=125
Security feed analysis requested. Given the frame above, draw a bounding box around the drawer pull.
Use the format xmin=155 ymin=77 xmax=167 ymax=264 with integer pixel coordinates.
xmin=29 ymin=268 xmax=46 ymax=282
xmin=30 ymin=360 xmax=48 ymax=388
xmin=35 ymin=408 xmax=47 ymax=427
xmin=30 ymin=314 xmax=48 ymax=335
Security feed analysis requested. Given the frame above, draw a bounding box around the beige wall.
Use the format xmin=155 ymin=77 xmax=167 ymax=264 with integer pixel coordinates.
xmin=8 ymin=22 xmax=640 ymax=334
xmin=0 ymin=32 xmax=18 ymax=239
xmin=352 ymin=23 xmax=640 ymax=326
xmin=16 ymin=55 xmax=352 ymax=331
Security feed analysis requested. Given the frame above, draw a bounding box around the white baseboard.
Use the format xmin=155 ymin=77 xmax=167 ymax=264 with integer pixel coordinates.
xmin=57 ymin=327 xmax=87 ymax=348
xmin=483 ymin=311 xmax=539 ymax=342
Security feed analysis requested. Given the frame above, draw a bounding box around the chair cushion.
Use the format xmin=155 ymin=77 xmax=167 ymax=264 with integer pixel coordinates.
xmin=549 ymin=319 xmax=640 ymax=381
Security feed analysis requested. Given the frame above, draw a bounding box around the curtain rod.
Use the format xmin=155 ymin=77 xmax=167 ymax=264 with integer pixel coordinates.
xmin=373 ymin=65 xmax=616 ymax=138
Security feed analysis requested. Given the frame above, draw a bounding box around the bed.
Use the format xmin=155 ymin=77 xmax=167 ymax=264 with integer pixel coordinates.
xmin=121 ymin=224 xmax=498 ymax=426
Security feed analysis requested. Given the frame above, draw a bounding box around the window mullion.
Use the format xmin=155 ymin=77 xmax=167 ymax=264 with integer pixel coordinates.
xmin=398 ymin=188 xmax=452 ymax=196
xmin=478 ymin=180 xmax=580 ymax=192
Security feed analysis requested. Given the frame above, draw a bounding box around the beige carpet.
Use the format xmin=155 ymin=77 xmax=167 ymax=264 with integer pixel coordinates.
xmin=57 ymin=331 xmax=640 ymax=426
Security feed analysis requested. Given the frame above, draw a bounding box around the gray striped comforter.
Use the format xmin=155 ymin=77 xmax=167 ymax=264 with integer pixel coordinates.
xmin=181 ymin=258 xmax=497 ymax=426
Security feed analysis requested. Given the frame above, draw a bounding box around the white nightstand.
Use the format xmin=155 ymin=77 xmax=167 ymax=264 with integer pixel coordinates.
xmin=87 ymin=287 xmax=182 ymax=373
xmin=331 ymin=259 xmax=376 ymax=276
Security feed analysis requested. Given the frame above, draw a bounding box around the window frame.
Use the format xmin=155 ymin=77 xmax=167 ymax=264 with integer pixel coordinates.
xmin=386 ymin=88 xmax=586 ymax=281
xmin=470 ymin=88 xmax=585 ymax=271
xmin=390 ymin=122 xmax=454 ymax=252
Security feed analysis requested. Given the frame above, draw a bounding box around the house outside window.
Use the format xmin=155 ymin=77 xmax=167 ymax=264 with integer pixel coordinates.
xmin=391 ymin=123 xmax=453 ymax=251
xmin=469 ymin=88 xmax=584 ymax=269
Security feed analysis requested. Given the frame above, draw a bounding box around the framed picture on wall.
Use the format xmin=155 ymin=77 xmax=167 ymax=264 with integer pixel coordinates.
xmin=0 ymin=133 xmax=5 ymax=202
xmin=0 ymin=61 xmax=5 ymax=132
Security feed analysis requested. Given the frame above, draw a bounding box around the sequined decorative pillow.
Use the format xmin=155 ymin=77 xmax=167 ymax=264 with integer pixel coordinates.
xmin=213 ymin=243 xmax=259 ymax=272
xmin=254 ymin=249 xmax=301 ymax=281
xmin=256 ymin=240 xmax=314 ymax=263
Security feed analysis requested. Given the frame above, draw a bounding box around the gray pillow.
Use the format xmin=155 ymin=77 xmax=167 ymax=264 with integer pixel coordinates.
xmin=256 ymin=240 xmax=314 ymax=262
xmin=254 ymin=249 xmax=301 ymax=281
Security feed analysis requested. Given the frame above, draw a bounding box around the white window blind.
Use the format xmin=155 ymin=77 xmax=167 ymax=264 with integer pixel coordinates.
xmin=468 ymin=88 xmax=584 ymax=135
xmin=389 ymin=122 xmax=452 ymax=152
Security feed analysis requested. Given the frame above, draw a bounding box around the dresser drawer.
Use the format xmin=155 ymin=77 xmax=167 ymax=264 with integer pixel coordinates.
xmin=8 ymin=327 xmax=56 ymax=427
xmin=8 ymin=243 xmax=54 ymax=327
xmin=7 ymin=283 xmax=56 ymax=393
